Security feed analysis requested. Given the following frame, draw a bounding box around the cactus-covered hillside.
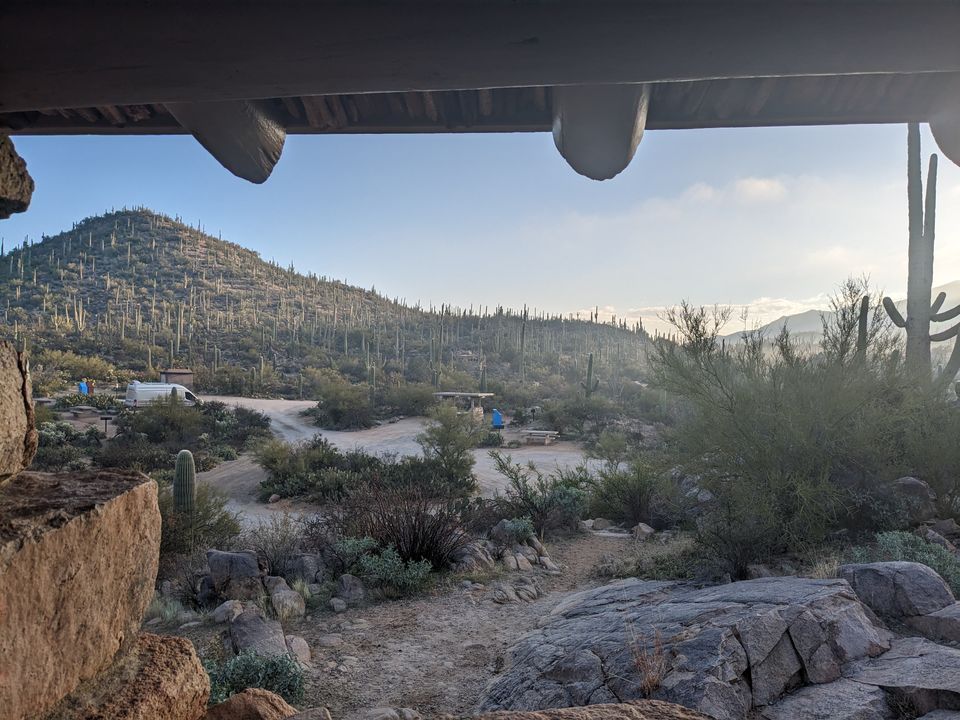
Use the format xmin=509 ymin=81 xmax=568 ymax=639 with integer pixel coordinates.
xmin=0 ymin=208 xmax=649 ymax=400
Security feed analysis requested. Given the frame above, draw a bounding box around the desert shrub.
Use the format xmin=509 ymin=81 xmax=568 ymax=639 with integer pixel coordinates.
xmin=848 ymin=531 xmax=960 ymax=595
xmin=356 ymin=545 xmax=433 ymax=596
xmin=587 ymin=456 xmax=681 ymax=529
xmin=32 ymin=443 xmax=87 ymax=471
xmin=490 ymin=451 xmax=588 ymax=538
xmin=30 ymin=420 xmax=101 ymax=471
xmin=204 ymin=651 xmax=304 ymax=706
xmin=243 ymin=514 xmax=304 ymax=576
xmin=343 ymin=482 xmax=470 ymax=568
xmin=144 ymin=593 xmax=188 ymax=624
xmin=379 ymin=382 xmax=437 ymax=417
xmin=158 ymin=481 xmax=242 ymax=557
xmin=595 ymin=535 xmax=701 ymax=580
xmin=497 ymin=516 xmax=536 ymax=544
xmin=477 ymin=431 xmax=504 ymax=448
xmin=56 ymin=393 xmax=123 ymax=411
xmin=33 ymin=404 xmax=57 ymax=425
xmin=332 ymin=536 xmax=380 ymax=573
xmin=898 ymin=393 xmax=960 ymax=518
xmin=97 ymin=436 xmax=171 ymax=472
xmin=304 ymin=369 xmax=374 ymax=429
xmin=416 ymin=404 xmax=480 ymax=498
xmin=649 ymin=288 xmax=914 ymax=577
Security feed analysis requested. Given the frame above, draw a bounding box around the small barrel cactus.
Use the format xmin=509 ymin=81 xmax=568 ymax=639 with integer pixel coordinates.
xmin=173 ymin=449 xmax=196 ymax=516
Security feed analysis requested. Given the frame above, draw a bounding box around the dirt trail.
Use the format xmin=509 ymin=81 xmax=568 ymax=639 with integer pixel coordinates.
xmin=289 ymin=533 xmax=632 ymax=718
xmin=197 ymin=396 xmax=593 ymax=523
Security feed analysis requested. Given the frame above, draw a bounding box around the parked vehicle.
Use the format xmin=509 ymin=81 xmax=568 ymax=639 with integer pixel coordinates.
xmin=123 ymin=381 xmax=201 ymax=408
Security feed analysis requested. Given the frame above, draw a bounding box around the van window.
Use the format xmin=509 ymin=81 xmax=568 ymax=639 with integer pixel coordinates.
xmin=185 ymin=391 xmax=198 ymax=403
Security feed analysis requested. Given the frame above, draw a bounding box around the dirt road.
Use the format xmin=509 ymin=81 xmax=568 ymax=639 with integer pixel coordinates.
xmin=197 ymin=396 xmax=592 ymax=522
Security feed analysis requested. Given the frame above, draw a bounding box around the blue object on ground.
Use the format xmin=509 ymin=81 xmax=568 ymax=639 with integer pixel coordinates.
xmin=492 ymin=409 xmax=504 ymax=429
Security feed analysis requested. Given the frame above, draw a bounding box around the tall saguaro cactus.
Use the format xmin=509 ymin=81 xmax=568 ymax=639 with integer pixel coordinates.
xmin=174 ymin=449 xmax=197 ymax=516
xmin=582 ymin=352 xmax=600 ymax=397
xmin=883 ymin=123 xmax=960 ymax=386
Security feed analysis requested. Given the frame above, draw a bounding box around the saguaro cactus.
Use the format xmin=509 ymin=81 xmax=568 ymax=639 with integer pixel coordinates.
xmin=581 ymin=352 xmax=600 ymax=397
xmin=883 ymin=123 xmax=960 ymax=386
xmin=174 ymin=449 xmax=197 ymax=516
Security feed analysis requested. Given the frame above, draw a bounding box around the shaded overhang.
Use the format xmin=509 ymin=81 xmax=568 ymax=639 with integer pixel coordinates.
xmin=2 ymin=1 xmax=960 ymax=182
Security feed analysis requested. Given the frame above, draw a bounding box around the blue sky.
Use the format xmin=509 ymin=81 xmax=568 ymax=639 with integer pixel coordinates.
xmin=5 ymin=124 xmax=960 ymax=334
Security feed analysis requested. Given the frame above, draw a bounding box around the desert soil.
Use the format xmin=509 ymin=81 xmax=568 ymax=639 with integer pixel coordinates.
xmin=196 ymin=396 xmax=594 ymax=523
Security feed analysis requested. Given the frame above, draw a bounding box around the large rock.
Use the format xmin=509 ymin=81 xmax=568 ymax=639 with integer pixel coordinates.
xmin=207 ymin=549 xmax=264 ymax=600
xmin=44 ymin=633 xmax=209 ymax=720
xmin=0 ymin=341 xmax=37 ymax=481
xmin=449 ymin=541 xmax=497 ymax=573
xmin=908 ymin=603 xmax=960 ymax=643
xmin=884 ymin=476 xmax=937 ymax=522
xmin=285 ymin=553 xmax=326 ymax=583
xmin=265 ymin=575 xmax=306 ymax=620
xmin=845 ymin=637 xmax=960 ymax=714
xmin=479 ymin=577 xmax=890 ymax=720
xmin=0 ymin=470 xmax=160 ymax=720
xmin=337 ymin=573 xmax=366 ymax=603
xmin=452 ymin=701 xmax=712 ymax=718
xmin=204 ymin=688 xmax=297 ymax=720
xmin=839 ymin=561 xmax=955 ymax=619
xmin=757 ymin=678 xmax=892 ymax=720
xmin=0 ymin=136 xmax=34 ymax=219
xmin=229 ymin=606 xmax=289 ymax=657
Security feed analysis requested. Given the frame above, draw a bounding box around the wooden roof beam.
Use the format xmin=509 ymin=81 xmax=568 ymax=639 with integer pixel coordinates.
xmin=3 ymin=2 xmax=960 ymax=113
xmin=552 ymin=84 xmax=649 ymax=180
xmin=165 ymin=100 xmax=286 ymax=183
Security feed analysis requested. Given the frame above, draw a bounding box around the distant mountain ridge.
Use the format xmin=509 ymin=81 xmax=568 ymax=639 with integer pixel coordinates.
xmin=726 ymin=280 xmax=960 ymax=345
xmin=0 ymin=208 xmax=646 ymax=393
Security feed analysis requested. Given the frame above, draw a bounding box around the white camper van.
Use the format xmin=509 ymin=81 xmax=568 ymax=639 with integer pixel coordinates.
xmin=124 ymin=381 xmax=201 ymax=408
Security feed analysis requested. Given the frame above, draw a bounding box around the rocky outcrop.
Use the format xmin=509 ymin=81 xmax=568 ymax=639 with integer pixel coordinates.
xmin=229 ymin=606 xmax=289 ymax=657
xmin=204 ymin=688 xmax=297 ymax=720
xmin=0 ymin=341 xmax=37 ymax=481
xmin=479 ymin=577 xmax=891 ymax=720
xmin=44 ymin=633 xmax=209 ymax=720
xmin=0 ymin=136 xmax=34 ymax=219
xmin=453 ymin=701 xmax=712 ymax=718
xmin=266 ymin=575 xmax=306 ymax=620
xmin=839 ymin=561 xmax=956 ymax=620
xmin=207 ymin=549 xmax=265 ymax=600
xmin=756 ymin=678 xmax=892 ymax=720
xmin=908 ymin=603 xmax=960 ymax=644
xmin=0 ymin=470 xmax=160 ymax=720
xmin=844 ymin=637 xmax=960 ymax=715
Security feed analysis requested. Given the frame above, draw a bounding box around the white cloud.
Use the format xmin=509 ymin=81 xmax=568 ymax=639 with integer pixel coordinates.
xmin=733 ymin=177 xmax=787 ymax=203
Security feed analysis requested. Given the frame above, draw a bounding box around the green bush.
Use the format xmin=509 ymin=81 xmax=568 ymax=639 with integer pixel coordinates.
xmin=97 ymin=436 xmax=172 ymax=473
xmin=243 ymin=514 xmax=303 ymax=576
xmin=490 ymin=451 xmax=588 ymax=538
xmin=648 ymin=288 xmax=920 ymax=577
xmin=304 ymin=369 xmax=374 ymax=429
xmin=416 ymin=404 xmax=481 ymax=498
xmin=30 ymin=420 xmax=103 ymax=471
xmin=497 ymin=516 xmax=535 ymax=544
xmin=588 ymin=456 xmax=680 ymax=529
xmin=848 ymin=531 xmax=960 ymax=595
xmin=356 ymin=545 xmax=432 ymax=596
xmin=379 ymin=383 xmax=437 ymax=417
xmin=204 ymin=651 xmax=304 ymax=706
xmin=343 ymin=482 xmax=470 ymax=568
xmin=158 ymin=481 xmax=242 ymax=557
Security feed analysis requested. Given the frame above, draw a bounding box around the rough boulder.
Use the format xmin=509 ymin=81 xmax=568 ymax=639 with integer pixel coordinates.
xmin=0 ymin=470 xmax=160 ymax=719
xmin=44 ymin=633 xmax=209 ymax=720
xmin=479 ymin=577 xmax=891 ymax=720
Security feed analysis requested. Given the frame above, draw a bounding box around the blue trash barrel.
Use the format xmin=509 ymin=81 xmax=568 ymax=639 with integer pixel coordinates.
xmin=492 ymin=409 xmax=504 ymax=429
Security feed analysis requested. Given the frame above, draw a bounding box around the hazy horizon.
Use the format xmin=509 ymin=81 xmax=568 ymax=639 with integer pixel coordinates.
xmin=4 ymin=123 xmax=960 ymax=335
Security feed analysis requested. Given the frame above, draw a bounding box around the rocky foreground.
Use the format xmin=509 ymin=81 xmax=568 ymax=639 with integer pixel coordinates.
xmin=479 ymin=564 xmax=960 ymax=720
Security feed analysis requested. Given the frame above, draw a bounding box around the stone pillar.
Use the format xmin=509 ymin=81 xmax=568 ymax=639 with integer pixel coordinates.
xmin=0 ymin=136 xmax=34 ymax=219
